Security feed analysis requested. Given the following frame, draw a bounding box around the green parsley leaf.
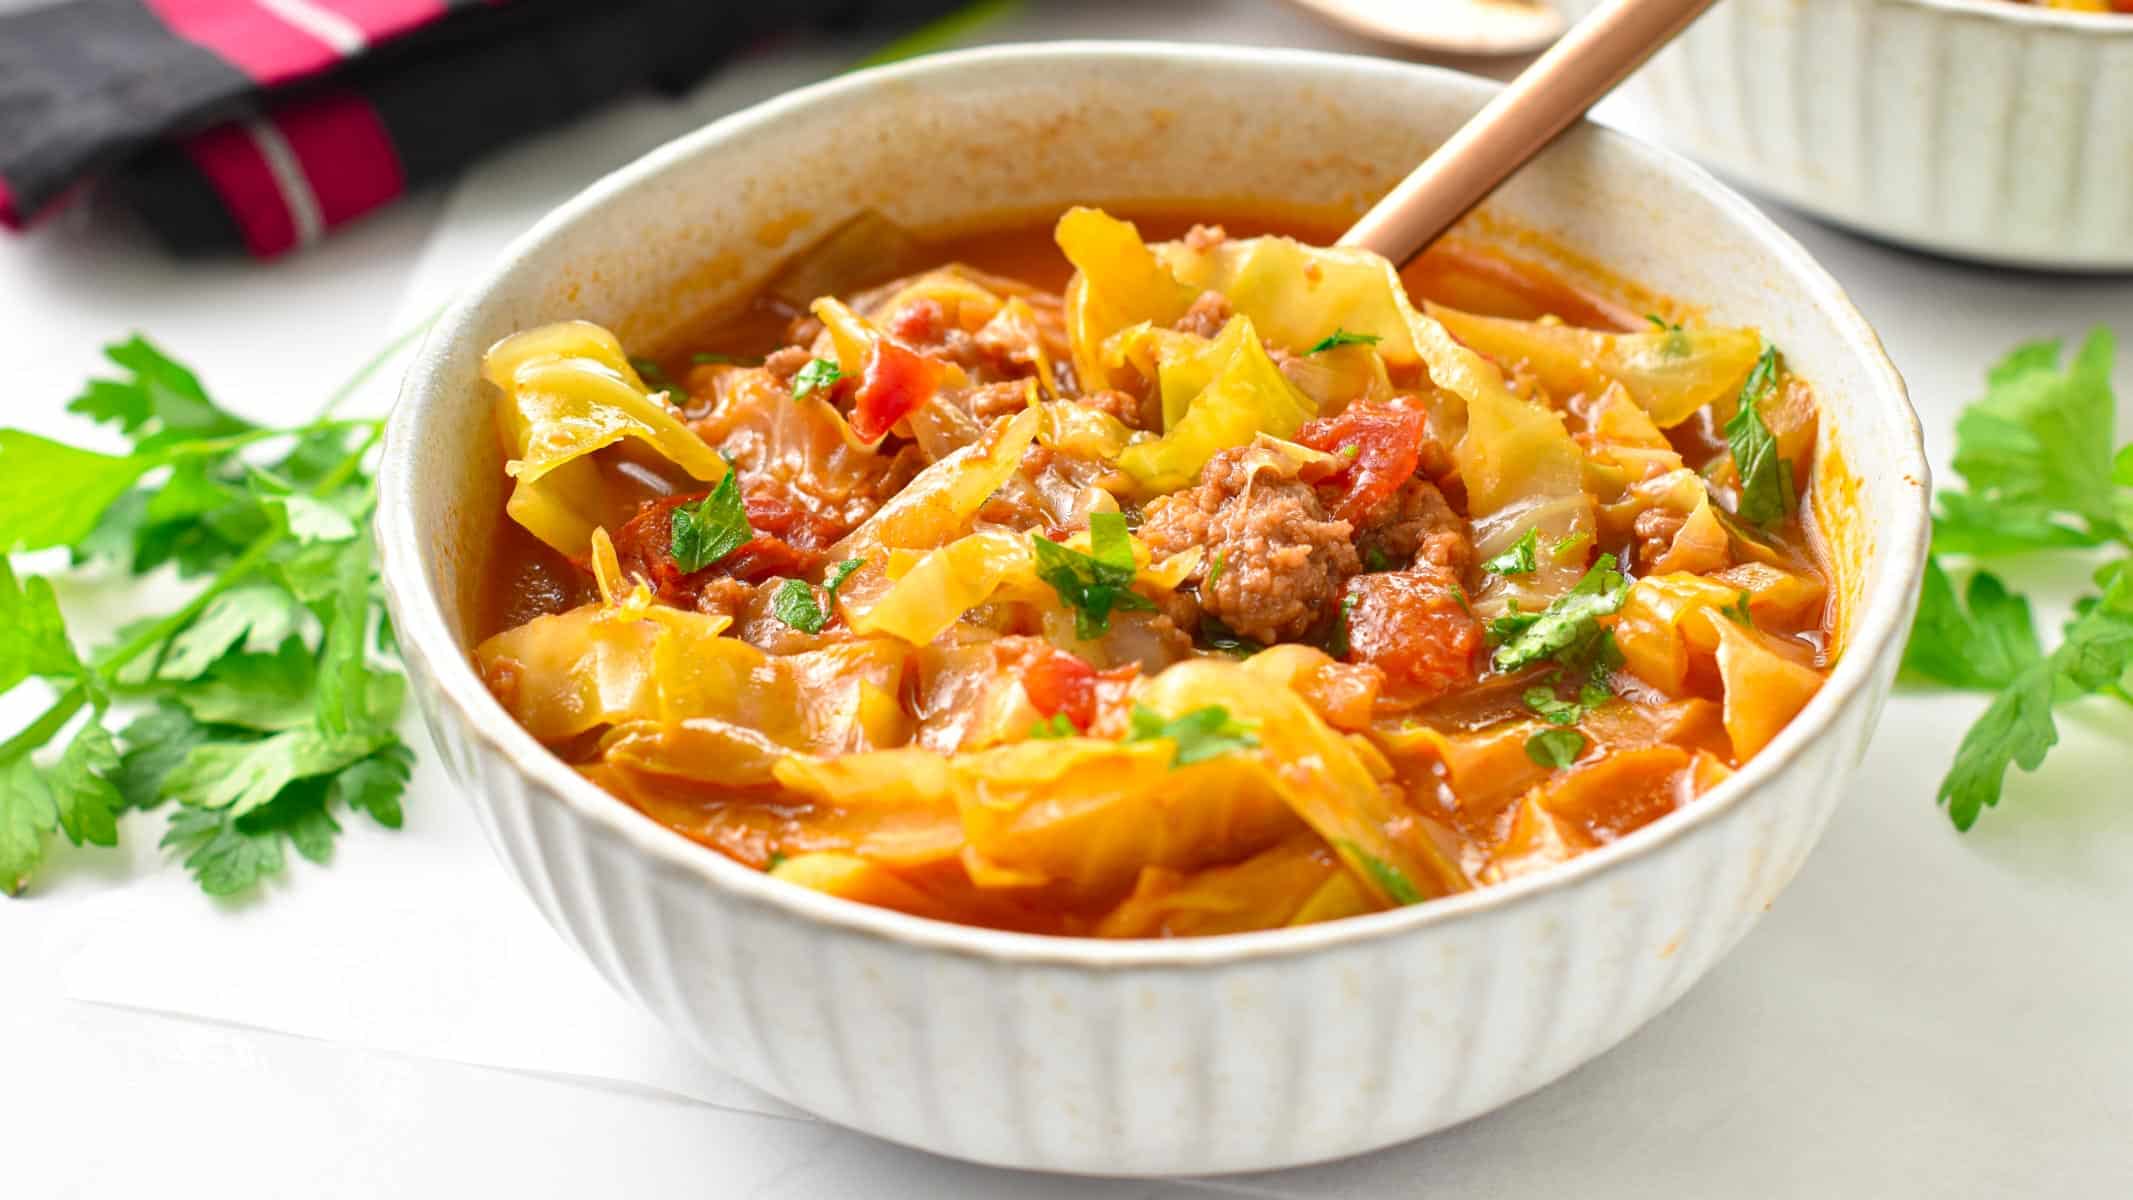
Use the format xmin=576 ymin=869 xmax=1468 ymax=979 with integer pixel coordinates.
xmin=1525 ymin=727 xmax=1586 ymax=769
xmin=49 ymin=721 xmax=124 ymax=849
xmin=113 ymin=703 xmax=211 ymax=811
xmin=629 ymin=357 xmax=675 ymax=392
xmin=1031 ymin=512 xmax=1156 ymax=640
xmin=1326 ymin=592 xmax=1357 ymax=659
xmin=1724 ymin=347 xmax=1793 ymax=528
xmin=771 ymin=579 xmax=829 ymax=634
xmin=1205 ymin=550 xmax=1226 ymax=589
xmin=1362 ymin=545 xmax=1393 ymax=572
xmin=1902 ymin=560 xmax=2042 ymax=691
xmin=1336 ymin=839 xmax=1424 ymax=905
xmin=1027 ymin=713 xmax=1077 ymax=739
xmin=0 ymin=758 xmax=60 ymax=896
xmin=160 ymin=804 xmax=285 ymax=897
xmin=1929 ymin=547 xmax=2133 ymax=829
xmin=1522 ymin=685 xmax=1585 ymax=725
xmin=0 ymin=431 xmax=161 ymax=553
xmin=1306 ymin=329 xmax=1382 ymax=355
xmin=792 ymin=358 xmax=844 ymax=401
xmin=68 ymin=336 xmax=253 ymax=450
xmin=1942 ymin=329 xmax=2124 ymax=548
xmin=330 ymin=741 xmax=413 ymax=830
xmin=822 ymin=557 xmax=866 ymax=598
xmin=177 ymin=639 xmax=316 ymax=730
xmin=765 ymin=851 xmax=789 ymax=871
xmin=0 ymin=559 xmax=83 ymax=695
xmin=1482 ymin=528 xmax=1539 ymax=577
xmin=668 ymin=472 xmax=754 ymax=573
xmin=1721 ymin=590 xmax=1755 ymax=628
xmin=1491 ymin=555 xmax=1632 ymax=673
xmin=692 ymin=352 xmax=765 ymax=367
xmin=159 ymin=725 xmax=385 ymax=818
xmin=139 ymin=583 xmax=307 ymax=683
xmin=314 ymin=529 xmax=402 ymax=737
xmin=1126 ymin=703 xmax=1260 ymax=767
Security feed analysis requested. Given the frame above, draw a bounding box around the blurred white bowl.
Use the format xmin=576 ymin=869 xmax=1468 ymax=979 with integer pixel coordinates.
xmin=1562 ymin=0 xmax=2133 ymax=270
xmin=378 ymin=43 xmax=1928 ymax=1175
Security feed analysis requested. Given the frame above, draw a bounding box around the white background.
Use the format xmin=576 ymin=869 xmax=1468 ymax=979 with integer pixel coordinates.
xmin=4 ymin=3 xmax=2131 ymax=1197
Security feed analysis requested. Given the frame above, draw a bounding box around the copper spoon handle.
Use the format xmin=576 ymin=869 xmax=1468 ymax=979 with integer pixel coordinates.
xmin=1338 ymin=0 xmax=1716 ymax=266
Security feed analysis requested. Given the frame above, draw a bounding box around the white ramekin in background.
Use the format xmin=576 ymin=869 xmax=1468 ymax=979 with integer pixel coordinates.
xmin=378 ymin=44 xmax=1928 ymax=1175
xmin=1561 ymin=0 xmax=2133 ymax=271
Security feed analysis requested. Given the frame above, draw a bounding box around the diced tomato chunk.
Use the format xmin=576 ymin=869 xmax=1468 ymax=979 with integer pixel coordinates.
xmin=611 ymin=485 xmax=835 ymax=607
xmin=1295 ymin=400 xmax=1429 ymax=526
xmin=1341 ymin=565 xmax=1482 ymax=701
xmin=1021 ymin=648 xmax=1099 ymax=730
xmin=850 ymin=339 xmax=945 ymax=442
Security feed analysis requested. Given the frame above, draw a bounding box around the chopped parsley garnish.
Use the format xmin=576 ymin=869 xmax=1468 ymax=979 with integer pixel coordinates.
xmin=791 ymin=357 xmax=844 ymax=401
xmin=1482 ymin=528 xmax=1539 ymax=577
xmin=1899 ymin=329 xmax=2133 ymax=830
xmin=1525 ymin=727 xmax=1586 ymax=769
xmin=1027 ymin=713 xmax=1077 ymax=739
xmin=629 ymin=356 xmax=675 ymax=391
xmin=1127 ymin=704 xmax=1260 ymax=767
xmin=1031 ymin=511 xmax=1155 ymax=640
xmin=1489 ymin=554 xmax=1631 ymax=673
xmin=765 ymin=851 xmax=788 ymax=871
xmin=1363 ymin=544 xmax=1393 ymax=572
xmin=823 ymin=557 xmax=865 ymax=598
xmin=1721 ymin=590 xmax=1755 ymax=628
xmin=1724 ymin=346 xmax=1793 ymax=528
xmin=1337 ymin=839 xmax=1423 ymax=905
xmin=668 ymin=471 xmax=753 ymax=573
xmin=1326 ymin=592 xmax=1358 ymax=658
xmin=1204 ymin=550 xmax=1225 ymax=590
xmin=770 ymin=579 xmax=828 ymax=634
xmin=692 ymin=352 xmax=765 ymax=367
xmin=1306 ymin=329 xmax=1382 ymax=355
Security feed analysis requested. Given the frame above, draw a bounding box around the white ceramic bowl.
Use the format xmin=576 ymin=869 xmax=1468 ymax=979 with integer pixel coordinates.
xmin=378 ymin=43 xmax=1928 ymax=1175
xmin=1560 ymin=0 xmax=2133 ymax=271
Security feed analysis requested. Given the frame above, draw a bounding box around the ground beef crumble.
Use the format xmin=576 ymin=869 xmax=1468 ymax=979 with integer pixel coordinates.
xmin=1137 ymin=445 xmax=1360 ymax=644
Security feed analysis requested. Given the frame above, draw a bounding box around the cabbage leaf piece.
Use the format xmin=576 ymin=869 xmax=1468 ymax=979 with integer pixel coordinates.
xmin=1426 ymin=304 xmax=1762 ymax=428
xmin=1055 ymin=207 xmax=1201 ymax=391
xmin=484 ymin=320 xmax=729 ymax=559
xmin=1060 ymin=212 xmax=1596 ymax=602
xmin=1094 ymin=835 xmax=1372 ymax=938
xmin=1116 ymin=315 xmax=1317 ymax=493
xmin=1142 ymin=656 xmax=1469 ymax=905
xmin=949 ymin=735 xmax=1303 ymax=901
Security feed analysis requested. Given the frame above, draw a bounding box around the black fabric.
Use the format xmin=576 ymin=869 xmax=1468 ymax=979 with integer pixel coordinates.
xmin=0 ymin=0 xmax=248 ymax=220
xmin=1 ymin=0 xmax=970 ymax=251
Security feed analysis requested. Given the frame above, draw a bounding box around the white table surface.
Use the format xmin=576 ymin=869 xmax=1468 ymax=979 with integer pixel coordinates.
xmin=5 ymin=4 xmax=2132 ymax=1198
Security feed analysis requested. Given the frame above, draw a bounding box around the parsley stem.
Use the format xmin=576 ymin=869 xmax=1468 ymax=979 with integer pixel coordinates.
xmin=163 ymin=416 xmax=383 ymax=462
xmin=0 ymin=687 xmax=86 ymax=763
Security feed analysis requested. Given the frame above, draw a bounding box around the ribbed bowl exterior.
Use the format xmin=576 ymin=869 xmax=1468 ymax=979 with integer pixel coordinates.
xmin=397 ymin=642 xmax=1890 ymax=1173
xmin=1561 ymin=0 xmax=2133 ymax=270
xmin=379 ymin=45 xmax=1929 ymax=1175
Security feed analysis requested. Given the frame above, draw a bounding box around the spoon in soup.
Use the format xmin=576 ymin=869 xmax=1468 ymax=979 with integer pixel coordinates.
xmin=1338 ymin=0 xmax=1715 ymax=265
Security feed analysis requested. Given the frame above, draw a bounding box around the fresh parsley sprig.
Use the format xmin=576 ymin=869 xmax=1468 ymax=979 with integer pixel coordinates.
xmin=1901 ymin=329 xmax=2133 ymax=830
xmin=0 ymin=328 xmax=425 ymax=896
xmin=1031 ymin=512 xmax=1156 ymax=640
xmin=1126 ymin=704 xmax=1259 ymax=766
xmin=1306 ymin=329 xmax=1382 ymax=355
xmin=1488 ymin=554 xmax=1631 ymax=674
xmin=1725 ymin=347 xmax=1794 ymax=528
